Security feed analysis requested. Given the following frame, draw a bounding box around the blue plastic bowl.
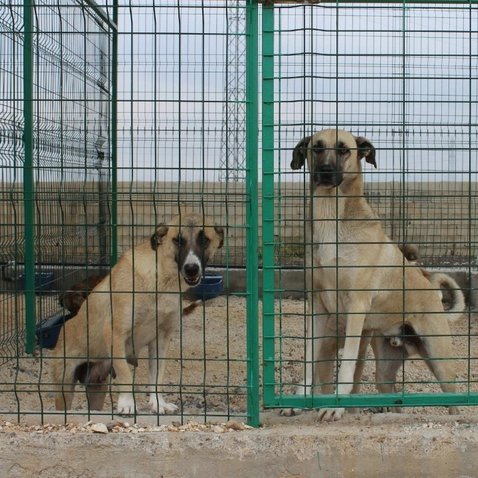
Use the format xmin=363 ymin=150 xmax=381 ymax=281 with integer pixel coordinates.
xmin=19 ymin=272 xmax=55 ymax=293
xmin=191 ymin=275 xmax=223 ymax=301
xmin=35 ymin=312 xmax=74 ymax=349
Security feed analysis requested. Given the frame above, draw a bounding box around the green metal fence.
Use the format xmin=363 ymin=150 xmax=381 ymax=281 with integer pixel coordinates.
xmin=1 ymin=0 xmax=260 ymax=426
xmin=262 ymin=2 xmax=477 ymax=414
xmin=1 ymin=1 xmax=477 ymax=428
xmin=1 ymin=1 xmax=116 ymax=358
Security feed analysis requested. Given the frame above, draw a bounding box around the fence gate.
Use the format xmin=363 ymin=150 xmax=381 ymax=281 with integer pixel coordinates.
xmin=261 ymin=2 xmax=478 ymax=413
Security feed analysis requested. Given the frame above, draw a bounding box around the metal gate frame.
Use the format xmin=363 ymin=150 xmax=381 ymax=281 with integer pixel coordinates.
xmin=261 ymin=1 xmax=478 ymax=414
xmin=14 ymin=0 xmax=477 ymax=428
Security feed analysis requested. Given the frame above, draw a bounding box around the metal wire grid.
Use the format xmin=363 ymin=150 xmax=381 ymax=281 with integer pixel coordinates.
xmin=111 ymin=1 xmax=252 ymax=423
xmin=1 ymin=1 xmax=255 ymax=425
xmin=116 ymin=2 xmax=248 ymax=268
xmin=1 ymin=0 xmax=116 ymax=412
xmin=1 ymin=0 xmax=477 ymax=426
xmin=1 ymin=0 xmax=115 ymax=358
xmin=0 ymin=4 xmax=23 ymax=362
xmin=262 ymin=3 xmax=478 ymax=411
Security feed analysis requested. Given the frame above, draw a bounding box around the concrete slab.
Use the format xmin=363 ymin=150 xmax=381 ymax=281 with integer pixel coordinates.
xmin=2 ymin=412 xmax=478 ymax=478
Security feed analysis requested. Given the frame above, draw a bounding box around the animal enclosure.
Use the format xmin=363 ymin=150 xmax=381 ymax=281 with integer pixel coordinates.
xmin=261 ymin=2 xmax=478 ymax=413
xmin=0 ymin=1 xmax=477 ymax=427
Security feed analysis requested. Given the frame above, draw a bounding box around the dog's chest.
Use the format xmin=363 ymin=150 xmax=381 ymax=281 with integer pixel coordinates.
xmin=129 ymin=295 xmax=180 ymax=346
xmin=312 ymin=212 xmax=354 ymax=266
xmin=313 ymin=221 xmax=347 ymax=264
xmin=311 ymin=196 xmax=372 ymax=266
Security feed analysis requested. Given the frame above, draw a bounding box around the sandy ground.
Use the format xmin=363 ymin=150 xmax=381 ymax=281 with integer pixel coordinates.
xmin=0 ymin=294 xmax=477 ymax=423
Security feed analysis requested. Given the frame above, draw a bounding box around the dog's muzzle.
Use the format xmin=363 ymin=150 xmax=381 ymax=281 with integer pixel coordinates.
xmin=181 ymin=251 xmax=203 ymax=286
xmin=314 ymin=164 xmax=342 ymax=187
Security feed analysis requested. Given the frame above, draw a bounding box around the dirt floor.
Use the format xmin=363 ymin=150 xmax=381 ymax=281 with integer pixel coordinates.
xmin=0 ymin=294 xmax=477 ymax=422
xmin=1 ymin=294 xmax=478 ymax=477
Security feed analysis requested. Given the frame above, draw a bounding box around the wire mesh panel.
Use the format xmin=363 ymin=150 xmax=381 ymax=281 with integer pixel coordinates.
xmin=1 ymin=2 xmax=115 ymax=359
xmin=110 ymin=1 xmax=256 ymax=424
xmin=0 ymin=1 xmax=259 ymax=426
xmin=116 ymin=2 xmax=251 ymax=267
xmin=262 ymin=3 xmax=478 ymax=414
xmin=0 ymin=2 xmax=24 ymax=364
xmin=0 ymin=0 xmax=116 ymax=414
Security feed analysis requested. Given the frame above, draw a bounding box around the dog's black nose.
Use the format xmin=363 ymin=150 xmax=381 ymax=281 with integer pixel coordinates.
xmin=184 ymin=263 xmax=200 ymax=277
xmin=315 ymin=164 xmax=339 ymax=186
xmin=319 ymin=164 xmax=335 ymax=174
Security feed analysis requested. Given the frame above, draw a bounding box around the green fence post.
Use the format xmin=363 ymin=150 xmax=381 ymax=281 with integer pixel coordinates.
xmin=111 ymin=0 xmax=119 ymax=265
xmin=261 ymin=3 xmax=276 ymax=408
xmin=23 ymin=0 xmax=36 ymax=354
xmin=245 ymin=0 xmax=260 ymax=427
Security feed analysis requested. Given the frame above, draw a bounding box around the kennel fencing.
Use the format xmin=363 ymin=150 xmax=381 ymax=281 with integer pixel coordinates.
xmin=0 ymin=0 xmax=477 ymax=427
xmin=262 ymin=2 xmax=478 ymax=413
xmin=1 ymin=0 xmax=260 ymax=426
xmin=0 ymin=3 xmax=116 ymax=357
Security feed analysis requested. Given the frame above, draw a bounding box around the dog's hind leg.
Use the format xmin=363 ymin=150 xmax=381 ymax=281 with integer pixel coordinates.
xmin=86 ymin=383 xmax=108 ymax=411
xmin=372 ymin=335 xmax=404 ymax=394
xmin=403 ymin=318 xmax=459 ymax=415
xmin=371 ymin=335 xmax=406 ymax=413
xmin=421 ymin=334 xmax=459 ymax=415
xmin=83 ymin=361 xmax=113 ymax=411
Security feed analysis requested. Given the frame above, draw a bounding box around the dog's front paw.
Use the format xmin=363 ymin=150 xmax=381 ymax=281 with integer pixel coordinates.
xmin=149 ymin=394 xmax=178 ymax=415
xmin=294 ymin=383 xmax=313 ymax=396
xmin=279 ymin=408 xmax=303 ymax=417
xmin=117 ymin=394 xmax=136 ymax=415
xmin=318 ymin=407 xmax=345 ymax=421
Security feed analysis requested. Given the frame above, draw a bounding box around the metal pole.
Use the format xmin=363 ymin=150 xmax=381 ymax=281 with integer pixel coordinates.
xmin=23 ymin=0 xmax=36 ymax=354
xmin=261 ymin=2 xmax=276 ymax=408
xmin=110 ymin=0 xmax=118 ymax=265
xmin=245 ymin=0 xmax=260 ymax=427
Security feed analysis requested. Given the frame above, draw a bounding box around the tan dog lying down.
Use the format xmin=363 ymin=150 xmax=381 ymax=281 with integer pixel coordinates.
xmin=51 ymin=213 xmax=224 ymax=414
xmin=291 ymin=128 xmax=465 ymax=421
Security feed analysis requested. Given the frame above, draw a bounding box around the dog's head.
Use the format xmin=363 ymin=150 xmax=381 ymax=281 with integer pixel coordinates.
xmin=291 ymin=129 xmax=376 ymax=189
xmin=150 ymin=213 xmax=224 ymax=287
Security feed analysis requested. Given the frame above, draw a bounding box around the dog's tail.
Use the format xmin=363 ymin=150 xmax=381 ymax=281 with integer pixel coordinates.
xmin=429 ymin=272 xmax=466 ymax=322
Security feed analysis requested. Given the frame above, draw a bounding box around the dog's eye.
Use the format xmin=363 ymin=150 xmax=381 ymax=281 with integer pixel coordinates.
xmin=173 ymin=235 xmax=185 ymax=247
xmin=197 ymin=230 xmax=210 ymax=249
xmin=312 ymin=141 xmax=324 ymax=154
xmin=337 ymin=143 xmax=350 ymax=155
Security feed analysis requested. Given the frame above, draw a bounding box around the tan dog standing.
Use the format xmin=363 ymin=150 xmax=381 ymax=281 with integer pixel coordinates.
xmin=51 ymin=213 xmax=224 ymax=415
xmin=291 ymin=129 xmax=463 ymax=420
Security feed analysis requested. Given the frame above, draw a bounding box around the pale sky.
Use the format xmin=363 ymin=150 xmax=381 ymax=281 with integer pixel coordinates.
xmin=116 ymin=2 xmax=477 ymax=184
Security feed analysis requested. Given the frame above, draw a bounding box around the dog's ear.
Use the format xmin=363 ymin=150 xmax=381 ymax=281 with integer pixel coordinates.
xmin=291 ymin=136 xmax=311 ymax=170
xmin=214 ymin=225 xmax=225 ymax=249
xmin=399 ymin=243 xmax=419 ymax=263
xmin=150 ymin=224 xmax=169 ymax=250
xmin=355 ymin=136 xmax=377 ymax=168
